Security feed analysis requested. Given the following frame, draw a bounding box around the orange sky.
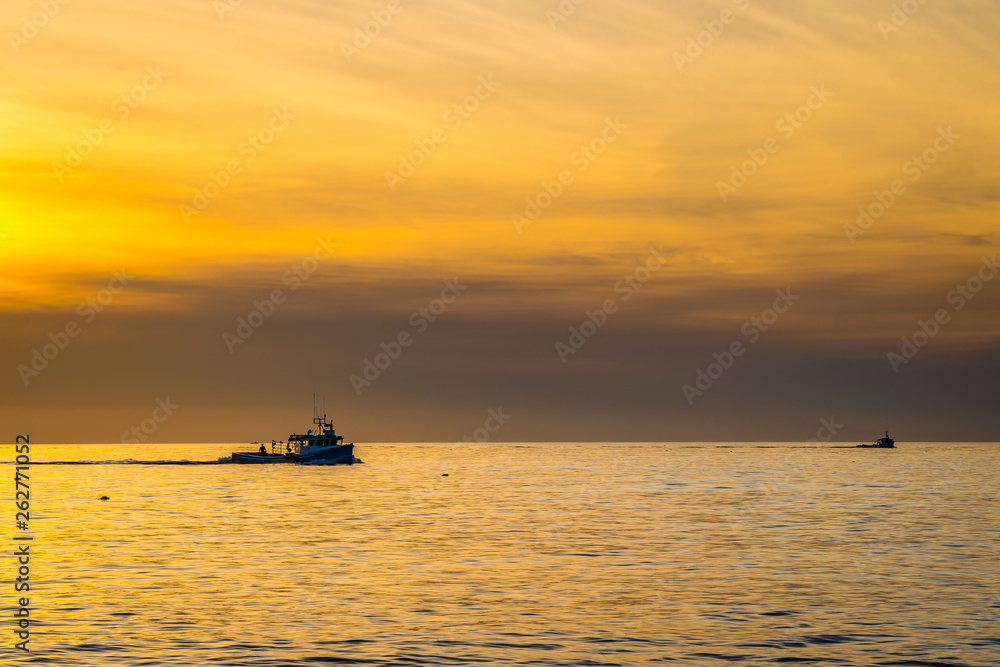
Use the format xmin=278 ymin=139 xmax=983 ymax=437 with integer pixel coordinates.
xmin=2 ymin=0 xmax=998 ymax=442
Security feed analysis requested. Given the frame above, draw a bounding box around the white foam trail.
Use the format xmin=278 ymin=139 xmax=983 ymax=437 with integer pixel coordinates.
xmin=37 ymin=459 xmax=215 ymax=465
xmin=33 ymin=455 xmax=361 ymax=465
xmin=298 ymin=456 xmax=364 ymax=465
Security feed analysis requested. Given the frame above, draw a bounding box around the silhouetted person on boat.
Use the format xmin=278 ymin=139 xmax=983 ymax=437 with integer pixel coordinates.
xmin=259 ymin=444 xmax=267 ymax=455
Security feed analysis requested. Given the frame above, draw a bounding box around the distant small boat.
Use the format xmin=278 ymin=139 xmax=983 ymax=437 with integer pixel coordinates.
xmin=231 ymin=407 xmax=355 ymax=464
xmin=857 ymin=421 xmax=896 ymax=449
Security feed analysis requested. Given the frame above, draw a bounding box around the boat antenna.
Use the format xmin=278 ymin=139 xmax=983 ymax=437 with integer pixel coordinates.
xmin=313 ymin=392 xmax=317 ymax=421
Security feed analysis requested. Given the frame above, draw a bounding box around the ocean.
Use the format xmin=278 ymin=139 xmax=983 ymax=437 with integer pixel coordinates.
xmin=5 ymin=442 xmax=998 ymax=666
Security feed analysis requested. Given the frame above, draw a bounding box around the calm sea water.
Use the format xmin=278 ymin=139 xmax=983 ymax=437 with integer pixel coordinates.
xmin=4 ymin=442 xmax=998 ymax=666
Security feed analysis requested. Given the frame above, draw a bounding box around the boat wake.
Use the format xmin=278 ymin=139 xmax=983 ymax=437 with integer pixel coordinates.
xmin=299 ymin=456 xmax=364 ymax=465
xmin=33 ymin=459 xmax=226 ymax=465
xmin=31 ymin=456 xmax=363 ymax=465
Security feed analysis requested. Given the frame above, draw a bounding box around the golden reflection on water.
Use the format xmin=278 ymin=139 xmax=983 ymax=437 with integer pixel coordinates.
xmin=6 ymin=443 xmax=999 ymax=665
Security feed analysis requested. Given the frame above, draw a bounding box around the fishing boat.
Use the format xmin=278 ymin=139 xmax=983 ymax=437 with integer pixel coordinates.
xmin=231 ymin=406 xmax=355 ymax=464
xmin=857 ymin=420 xmax=896 ymax=448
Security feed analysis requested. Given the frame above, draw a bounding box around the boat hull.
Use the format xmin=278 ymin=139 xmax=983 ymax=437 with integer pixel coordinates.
xmin=231 ymin=444 xmax=354 ymax=464
xmin=231 ymin=452 xmax=293 ymax=464
xmin=297 ymin=443 xmax=354 ymax=464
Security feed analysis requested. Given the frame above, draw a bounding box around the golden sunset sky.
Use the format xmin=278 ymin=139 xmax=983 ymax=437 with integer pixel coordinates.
xmin=2 ymin=0 xmax=998 ymax=442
